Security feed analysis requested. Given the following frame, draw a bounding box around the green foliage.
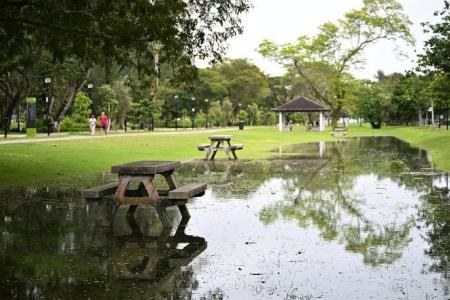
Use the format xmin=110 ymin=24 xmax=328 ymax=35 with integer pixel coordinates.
xmin=133 ymin=98 xmax=154 ymax=128
xmin=356 ymin=81 xmax=390 ymax=128
xmin=96 ymin=84 xmax=118 ymax=122
xmin=208 ymin=101 xmax=222 ymax=126
xmin=72 ymin=92 xmax=92 ymax=123
xmin=238 ymin=110 xmax=248 ymax=122
xmin=425 ymin=74 xmax=450 ymax=108
xmin=389 ymin=72 xmax=429 ymax=124
xmin=212 ymin=59 xmax=271 ymax=109
xmin=419 ymin=1 xmax=450 ymax=73
xmin=59 ymin=116 xmax=88 ymax=132
xmin=111 ymin=78 xmax=132 ymax=127
xmin=247 ymin=103 xmax=260 ymax=125
xmin=0 ymin=1 xmax=251 ymax=81
xmin=180 ymin=117 xmax=192 ymax=128
xmin=258 ymin=0 xmax=413 ymax=126
xmin=261 ymin=111 xmax=276 ymax=125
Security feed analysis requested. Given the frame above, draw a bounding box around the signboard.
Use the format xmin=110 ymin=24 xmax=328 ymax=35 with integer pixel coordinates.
xmin=26 ymin=97 xmax=36 ymax=137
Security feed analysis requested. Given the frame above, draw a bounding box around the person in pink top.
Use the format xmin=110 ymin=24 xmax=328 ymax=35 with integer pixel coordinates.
xmin=99 ymin=112 xmax=109 ymax=135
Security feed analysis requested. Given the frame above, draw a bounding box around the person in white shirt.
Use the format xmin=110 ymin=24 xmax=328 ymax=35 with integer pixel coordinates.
xmin=88 ymin=114 xmax=97 ymax=136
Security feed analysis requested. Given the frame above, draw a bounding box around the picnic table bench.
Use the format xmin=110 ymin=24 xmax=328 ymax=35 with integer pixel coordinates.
xmin=197 ymin=135 xmax=244 ymax=160
xmin=81 ymin=161 xmax=207 ymax=228
xmin=81 ymin=182 xmax=119 ymax=200
xmin=331 ymin=127 xmax=347 ymax=137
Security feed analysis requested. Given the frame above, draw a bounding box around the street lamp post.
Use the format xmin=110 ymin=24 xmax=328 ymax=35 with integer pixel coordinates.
xmin=150 ymin=92 xmax=155 ymax=131
xmin=205 ymin=98 xmax=209 ymax=128
xmin=174 ymin=95 xmax=179 ymax=131
xmin=44 ymin=77 xmax=51 ymax=136
xmin=3 ymin=93 xmax=7 ymax=138
xmin=445 ymin=100 xmax=448 ymax=130
xmin=191 ymin=96 xmax=196 ymax=130
xmin=87 ymin=83 xmax=94 ymax=114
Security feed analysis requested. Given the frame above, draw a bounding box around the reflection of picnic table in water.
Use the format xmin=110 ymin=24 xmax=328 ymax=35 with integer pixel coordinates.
xmin=114 ymin=216 xmax=207 ymax=282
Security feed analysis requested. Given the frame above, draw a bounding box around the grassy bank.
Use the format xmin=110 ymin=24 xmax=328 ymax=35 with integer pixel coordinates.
xmin=0 ymin=125 xmax=448 ymax=185
xmin=347 ymin=125 xmax=450 ymax=171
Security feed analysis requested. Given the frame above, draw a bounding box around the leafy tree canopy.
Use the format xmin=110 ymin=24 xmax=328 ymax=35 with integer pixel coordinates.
xmin=259 ymin=0 xmax=413 ymax=126
xmin=0 ymin=0 xmax=251 ymax=79
xmin=419 ymin=1 xmax=450 ymax=73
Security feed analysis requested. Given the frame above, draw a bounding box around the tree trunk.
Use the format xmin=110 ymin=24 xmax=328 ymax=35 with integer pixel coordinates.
xmin=105 ymin=60 xmax=113 ymax=84
xmin=0 ymin=70 xmax=31 ymax=135
xmin=55 ymin=84 xmax=77 ymax=124
xmin=55 ymin=69 xmax=91 ymax=125
xmin=418 ymin=109 xmax=422 ymax=126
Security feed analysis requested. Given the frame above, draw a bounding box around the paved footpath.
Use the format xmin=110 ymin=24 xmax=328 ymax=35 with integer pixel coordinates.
xmin=0 ymin=128 xmax=236 ymax=145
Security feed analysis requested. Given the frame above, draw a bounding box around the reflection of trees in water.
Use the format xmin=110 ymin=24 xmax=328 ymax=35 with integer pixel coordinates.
xmin=260 ymin=138 xmax=429 ymax=266
xmin=418 ymin=180 xmax=450 ymax=283
xmin=177 ymin=137 xmax=432 ymax=200
xmin=0 ymin=187 xmax=217 ymax=299
xmin=176 ymin=160 xmax=273 ymax=198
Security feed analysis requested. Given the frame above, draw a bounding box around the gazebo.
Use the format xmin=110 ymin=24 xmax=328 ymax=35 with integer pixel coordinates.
xmin=272 ymin=96 xmax=330 ymax=132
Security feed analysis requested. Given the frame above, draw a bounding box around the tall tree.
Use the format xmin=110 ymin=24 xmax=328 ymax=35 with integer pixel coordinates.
xmin=0 ymin=0 xmax=251 ymax=79
xmin=259 ymin=0 xmax=413 ymax=127
xmin=356 ymin=80 xmax=391 ymax=128
xmin=213 ymin=59 xmax=270 ymax=111
xmin=419 ymin=1 xmax=450 ymax=73
xmin=0 ymin=0 xmax=251 ymax=133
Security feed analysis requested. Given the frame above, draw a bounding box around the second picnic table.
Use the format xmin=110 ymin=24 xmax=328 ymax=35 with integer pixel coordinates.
xmin=197 ymin=135 xmax=244 ymax=160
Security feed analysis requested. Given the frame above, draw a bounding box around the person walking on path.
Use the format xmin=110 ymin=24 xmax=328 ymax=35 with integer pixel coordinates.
xmin=88 ymin=114 xmax=97 ymax=136
xmin=99 ymin=112 xmax=109 ymax=135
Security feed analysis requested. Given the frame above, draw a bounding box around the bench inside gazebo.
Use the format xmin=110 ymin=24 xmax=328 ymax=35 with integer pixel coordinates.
xmin=272 ymin=96 xmax=330 ymax=132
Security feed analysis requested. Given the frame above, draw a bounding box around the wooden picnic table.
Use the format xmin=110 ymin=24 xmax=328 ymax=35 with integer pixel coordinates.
xmin=82 ymin=160 xmax=206 ymax=228
xmin=197 ymin=135 xmax=244 ymax=160
xmin=208 ymin=135 xmax=232 ymax=160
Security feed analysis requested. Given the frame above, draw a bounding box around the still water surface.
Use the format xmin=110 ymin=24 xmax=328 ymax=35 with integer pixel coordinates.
xmin=0 ymin=137 xmax=449 ymax=299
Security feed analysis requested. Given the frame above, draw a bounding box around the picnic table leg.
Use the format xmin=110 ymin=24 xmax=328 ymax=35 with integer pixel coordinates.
xmin=204 ymin=147 xmax=211 ymax=160
xmin=162 ymin=170 xmax=177 ymax=190
xmin=127 ymin=205 xmax=138 ymax=217
xmin=231 ymin=149 xmax=238 ymax=160
xmin=178 ymin=204 xmax=191 ymax=219
xmin=102 ymin=197 xmax=120 ymax=227
xmin=210 ymin=141 xmax=220 ymax=160
xmin=225 ymin=140 xmax=232 ymax=160
xmin=156 ymin=205 xmax=172 ymax=228
xmin=162 ymin=170 xmax=190 ymax=219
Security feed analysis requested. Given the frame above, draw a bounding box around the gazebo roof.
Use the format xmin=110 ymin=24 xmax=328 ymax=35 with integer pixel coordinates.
xmin=272 ymin=96 xmax=329 ymax=112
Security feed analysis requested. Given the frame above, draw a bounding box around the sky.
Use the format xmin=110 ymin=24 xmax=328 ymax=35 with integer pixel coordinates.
xmin=208 ymin=0 xmax=445 ymax=79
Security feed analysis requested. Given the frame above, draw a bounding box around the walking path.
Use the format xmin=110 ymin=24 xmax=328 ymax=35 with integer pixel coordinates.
xmin=0 ymin=128 xmax=237 ymax=145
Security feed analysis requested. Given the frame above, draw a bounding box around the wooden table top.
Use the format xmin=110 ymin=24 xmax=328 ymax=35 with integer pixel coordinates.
xmin=208 ymin=135 xmax=232 ymax=140
xmin=111 ymin=160 xmax=181 ymax=175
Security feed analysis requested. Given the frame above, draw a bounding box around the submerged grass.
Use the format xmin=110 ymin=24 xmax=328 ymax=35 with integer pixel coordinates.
xmin=0 ymin=125 xmax=448 ymax=185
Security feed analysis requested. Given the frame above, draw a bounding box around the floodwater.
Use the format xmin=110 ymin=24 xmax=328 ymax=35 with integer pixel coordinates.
xmin=0 ymin=137 xmax=449 ymax=299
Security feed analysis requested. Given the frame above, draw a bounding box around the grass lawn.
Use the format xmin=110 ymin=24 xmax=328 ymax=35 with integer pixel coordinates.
xmin=0 ymin=125 xmax=448 ymax=186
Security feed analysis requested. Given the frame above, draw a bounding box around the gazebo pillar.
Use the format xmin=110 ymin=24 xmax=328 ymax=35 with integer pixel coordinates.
xmin=319 ymin=112 xmax=325 ymax=132
xmin=278 ymin=112 xmax=285 ymax=132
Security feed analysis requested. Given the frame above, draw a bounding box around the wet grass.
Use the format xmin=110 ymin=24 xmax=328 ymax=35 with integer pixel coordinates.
xmin=0 ymin=125 xmax=448 ymax=185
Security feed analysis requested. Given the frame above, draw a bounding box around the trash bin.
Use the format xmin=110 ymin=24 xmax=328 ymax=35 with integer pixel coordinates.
xmin=239 ymin=120 xmax=244 ymax=130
